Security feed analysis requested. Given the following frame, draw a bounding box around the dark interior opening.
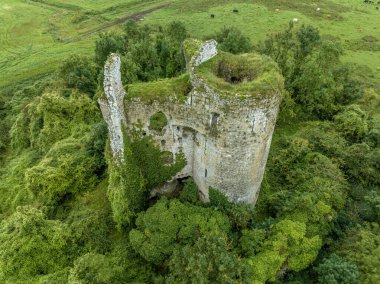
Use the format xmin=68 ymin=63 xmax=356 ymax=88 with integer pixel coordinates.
xmin=177 ymin=176 xmax=191 ymax=183
xmin=215 ymin=58 xmax=256 ymax=84
xmin=230 ymin=76 xmax=239 ymax=84
xmin=211 ymin=113 xmax=219 ymax=127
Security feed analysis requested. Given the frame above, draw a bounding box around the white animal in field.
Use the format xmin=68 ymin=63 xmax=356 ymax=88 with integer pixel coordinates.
xmin=292 ymin=18 xmax=299 ymax=23
xmin=316 ymin=8 xmax=321 ymax=12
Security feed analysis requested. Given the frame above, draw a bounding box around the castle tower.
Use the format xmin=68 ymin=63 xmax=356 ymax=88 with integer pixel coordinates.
xmin=100 ymin=39 xmax=284 ymax=205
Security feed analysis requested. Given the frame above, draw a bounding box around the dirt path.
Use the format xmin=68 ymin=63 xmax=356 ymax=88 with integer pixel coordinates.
xmin=68 ymin=3 xmax=170 ymax=42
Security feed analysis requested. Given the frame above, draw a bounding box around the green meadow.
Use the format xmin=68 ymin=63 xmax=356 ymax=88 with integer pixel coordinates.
xmin=1 ymin=1 xmax=380 ymax=283
xmin=1 ymin=0 xmax=379 ymax=88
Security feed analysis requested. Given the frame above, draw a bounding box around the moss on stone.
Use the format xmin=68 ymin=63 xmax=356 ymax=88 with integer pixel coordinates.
xmin=149 ymin=112 xmax=168 ymax=134
xmin=182 ymin=38 xmax=203 ymax=63
xmin=126 ymin=74 xmax=191 ymax=104
xmin=196 ymin=52 xmax=284 ymax=98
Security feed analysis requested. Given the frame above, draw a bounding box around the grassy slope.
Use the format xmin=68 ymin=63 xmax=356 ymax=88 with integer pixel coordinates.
xmin=0 ymin=0 xmax=167 ymax=87
xmin=0 ymin=0 xmax=379 ymax=87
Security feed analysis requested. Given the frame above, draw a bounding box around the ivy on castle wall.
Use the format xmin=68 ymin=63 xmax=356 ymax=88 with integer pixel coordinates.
xmin=107 ymin=129 xmax=186 ymax=229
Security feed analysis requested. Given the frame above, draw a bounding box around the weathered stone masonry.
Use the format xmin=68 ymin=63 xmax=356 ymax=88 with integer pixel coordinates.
xmin=100 ymin=39 xmax=284 ymax=205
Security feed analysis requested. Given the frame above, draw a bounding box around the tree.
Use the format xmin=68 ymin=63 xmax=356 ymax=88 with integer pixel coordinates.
xmin=333 ymin=104 xmax=368 ymax=143
xmin=364 ymin=191 xmax=380 ymax=223
xmin=215 ymin=26 xmax=252 ymax=54
xmin=25 ymin=138 xmax=99 ymax=204
xmin=167 ymin=232 xmax=245 ymax=284
xmin=129 ymin=198 xmax=231 ymax=264
xmin=295 ymin=25 xmax=320 ymax=60
xmin=95 ymin=32 xmax=125 ymax=66
xmin=258 ymin=24 xmax=359 ymax=119
xmin=68 ymin=253 xmax=125 ymax=284
xmin=316 ymin=254 xmax=360 ymax=284
xmin=10 ymin=92 xmax=100 ymax=153
xmin=0 ymin=206 xmax=72 ymax=281
xmin=0 ymin=94 xmax=9 ymax=156
xmin=335 ymin=224 xmax=380 ymax=284
xmin=342 ymin=143 xmax=380 ymax=187
xmin=58 ymin=55 xmax=98 ymax=95
xmin=247 ymin=219 xmax=321 ymax=283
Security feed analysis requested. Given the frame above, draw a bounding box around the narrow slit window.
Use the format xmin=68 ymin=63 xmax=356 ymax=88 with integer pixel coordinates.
xmin=211 ymin=113 xmax=219 ymax=128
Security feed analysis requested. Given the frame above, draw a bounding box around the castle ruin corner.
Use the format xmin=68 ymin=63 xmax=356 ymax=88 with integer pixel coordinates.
xmin=99 ymin=39 xmax=284 ymax=205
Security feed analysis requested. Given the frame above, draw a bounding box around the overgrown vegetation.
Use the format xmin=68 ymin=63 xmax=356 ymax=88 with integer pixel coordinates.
xmin=197 ymin=51 xmax=284 ymax=97
xmin=0 ymin=9 xmax=379 ymax=284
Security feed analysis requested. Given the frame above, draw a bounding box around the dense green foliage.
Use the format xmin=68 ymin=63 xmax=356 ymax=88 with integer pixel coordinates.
xmin=0 ymin=17 xmax=379 ymax=284
xmin=107 ymin=136 xmax=146 ymax=229
xmin=149 ymin=112 xmax=168 ymax=133
xmin=315 ymin=254 xmax=360 ymax=284
xmin=0 ymin=206 xmax=72 ymax=282
xmin=259 ymin=23 xmax=363 ymax=119
xmin=168 ymin=232 xmax=245 ymax=284
xmin=96 ymin=21 xmax=188 ymax=85
xmin=214 ymin=26 xmax=252 ymax=54
xmin=58 ymin=55 xmax=98 ymax=95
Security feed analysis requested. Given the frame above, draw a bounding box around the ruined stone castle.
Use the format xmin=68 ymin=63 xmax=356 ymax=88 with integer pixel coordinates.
xmin=99 ymin=39 xmax=284 ymax=205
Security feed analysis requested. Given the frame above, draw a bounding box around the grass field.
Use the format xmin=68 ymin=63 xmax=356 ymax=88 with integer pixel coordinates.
xmin=0 ymin=0 xmax=379 ymax=88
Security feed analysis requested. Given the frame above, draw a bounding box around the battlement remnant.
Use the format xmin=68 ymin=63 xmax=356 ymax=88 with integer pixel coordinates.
xmin=100 ymin=39 xmax=284 ymax=205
